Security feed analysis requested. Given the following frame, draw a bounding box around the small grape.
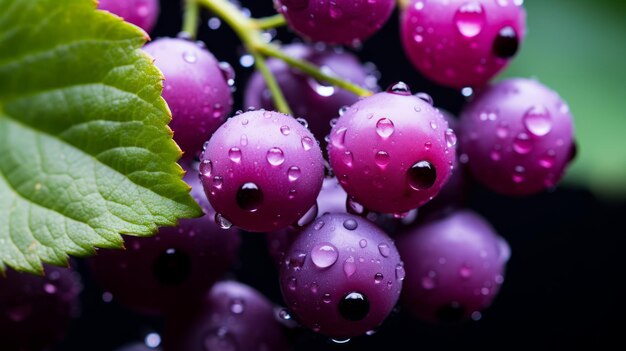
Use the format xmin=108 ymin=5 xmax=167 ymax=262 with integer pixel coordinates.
xmin=397 ymin=210 xmax=510 ymax=323
xmin=200 ymin=110 xmax=325 ymax=232
xmin=275 ymin=0 xmax=396 ymax=45
xmin=400 ymin=0 xmax=526 ymax=89
xmin=244 ymin=43 xmax=377 ymax=153
xmin=279 ymin=213 xmax=403 ymax=338
xmin=98 ymin=0 xmax=160 ymax=33
xmin=459 ymin=78 xmax=575 ymax=196
xmin=328 ymin=83 xmax=455 ymax=214
xmin=88 ymin=165 xmax=241 ymax=315
xmin=0 ymin=265 xmax=82 ymax=351
xmin=143 ymin=38 xmax=233 ymax=160
xmin=164 ymin=281 xmax=290 ymax=351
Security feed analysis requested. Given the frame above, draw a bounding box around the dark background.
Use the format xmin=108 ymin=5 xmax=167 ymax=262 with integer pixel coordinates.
xmin=57 ymin=0 xmax=626 ymax=349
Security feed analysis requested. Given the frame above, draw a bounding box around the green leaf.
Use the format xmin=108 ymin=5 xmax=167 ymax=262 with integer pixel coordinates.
xmin=0 ymin=0 xmax=202 ymax=274
xmin=501 ymin=0 xmax=626 ymax=199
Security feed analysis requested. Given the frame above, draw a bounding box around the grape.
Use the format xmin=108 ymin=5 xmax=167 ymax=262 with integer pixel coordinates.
xmin=0 ymin=265 xmax=81 ymax=351
xmin=397 ymin=210 xmax=510 ymax=323
xmin=143 ymin=38 xmax=233 ymax=160
xmin=328 ymin=83 xmax=455 ymax=214
xmin=200 ymin=110 xmax=325 ymax=232
xmin=274 ymin=0 xmax=396 ymax=45
xmin=244 ymin=43 xmax=377 ymax=151
xmin=459 ymin=78 xmax=575 ymax=196
xmin=88 ymin=165 xmax=241 ymax=315
xmin=279 ymin=213 xmax=403 ymax=338
xmin=400 ymin=0 xmax=526 ymax=89
xmin=164 ymin=281 xmax=290 ymax=351
xmin=98 ymin=0 xmax=160 ymax=33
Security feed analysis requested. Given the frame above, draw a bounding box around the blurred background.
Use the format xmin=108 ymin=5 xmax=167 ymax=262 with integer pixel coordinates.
xmin=53 ymin=0 xmax=625 ymax=349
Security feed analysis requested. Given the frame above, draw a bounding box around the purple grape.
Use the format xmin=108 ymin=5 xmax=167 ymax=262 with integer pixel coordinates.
xmin=0 ymin=265 xmax=81 ymax=351
xmin=88 ymin=165 xmax=241 ymax=315
xmin=397 ymin=210 xmax=510 ymax=323
xmin=164 ymin=281 xmax=291 ymax=351
xmin=274 ymin=0 xmax=396 ymax=45
xmin=459 ymin=78 xmax=575 ymax=196
xmin=98 ymin=0 xmax=160 ymax=33
xmin=244 ymin=43 xmax=377 ymax=151
xmin=328 ymin=83 xmax=456 ymax=214
xmin=401 ymin=0 xmax=526 ymax=89
xmin=279 ymin=213 xmax=403 ymax=338
xmin=200 ymin=110 xmax=325 ymax=232
xmin=143 ymin=38 xmax=233 ymax=160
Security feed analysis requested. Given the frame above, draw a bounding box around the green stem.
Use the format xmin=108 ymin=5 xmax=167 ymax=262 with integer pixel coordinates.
xmin=196 ymin=0 xmax=292 ymax=115
xmin=182 ymin=0 xmax=200 ymax=39
xmin=257 ymin=44 xmax=373 ymax=97
xmin=255 ymin=14 xmax=287 ymax=30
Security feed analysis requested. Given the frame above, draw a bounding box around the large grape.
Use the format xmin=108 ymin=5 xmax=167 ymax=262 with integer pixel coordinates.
xmin=279 ymin=213 xmax=404 ymax=338
xmin=328 ymin=83 xmax=455 ymax=214
xmin=274 ymin=0 xmax=396 ymax=45
xmin=200 ymin=110 xmax=325 ymax=232
xmin=244 ymin=43 xmax=377 ymax=151
xmin=459 ymin=78 xmax=575 ymax=196
xmin=397 ymin=210 xmax=510 ymax=323
xmin=0 ymin=265 xmax=81 ymax=351
xmin=400 ymin=0 xmax=526 ymax=89
xmin=88 ymin=165 xmax=241 ymax=315
xmin=164 ymin=281 xmax=290 ymax=351
xmin=98 ymin=0 xmax=160 ymax=33
xmin=143 ymin=38 xmax=233 ymax=159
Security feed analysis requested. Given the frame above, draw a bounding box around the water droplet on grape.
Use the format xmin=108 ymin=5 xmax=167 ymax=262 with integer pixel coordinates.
xmin=513 ymin=133 xmax=533 ymax=154
xmin=454 ymin=2 xmax=485 ymax=38
xmin=339 ymin=292 xmax=370 ymax=321
xmin=280 ymin=125 xmax=291 ymax=135
xmin=236 ymin=182 xmax=263 ymax=212
xmin=342 ymin=151 xmax=354 ymax=167
xmin=374 ymin=273 xmax=384 ymax=284
xmin=445 ymin=128 xmax=457 ymax=147
xmin=375 ymin=118 xmax=395 ymax=138
xmin=523 ymin=105 xmax=552 ymax=136
xmin=331 ymin=127 xmax=347 ymax=148
xmin=343 ymin=256 xmax=357 ymax=277
xmin=343 ymin=219 xmax=358 ymax=230
xmin=493 ymin=26 xmax=519 ymax=58
xmin=395 ymin=264 xmax=406 ymax=281
xmin=287 ymin=277 xmax=297 ymax=291
xmin=374 ymin=151 xmax=390 ymax=168
xmin=407 ymin=160 xmax=437 ymax=190
xmin=378 ymin=243 xmax=390 ymax=257
xmin=266 ymin=147 xmax=285 ymax=166
xmin=200 ymin=160 xmax=212 ymax=177
xmin=416 ymin=92 xmax=434 ymax=105
xmin=539 ymin=150 xmax=556 ymax=168
xmin=182 ymin=51 xmax=197 ymax=63
xmin=301 ymin=137 xmax=315 ymax=151
xmin=386 ymin=81 xmax=411 ymax=95
xmin=228 ymin=147 xmax=242 ymax=163
xmin=311 ymin=243 xmax=339 ymax=268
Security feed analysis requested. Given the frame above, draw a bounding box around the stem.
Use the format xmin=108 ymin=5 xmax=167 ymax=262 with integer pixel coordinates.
xmin=196 ymin=0 xmax=292 ymax=115
xmin=182 ymin=0 xmax=200 ymax=39
xmin=255 ymin=14 xmax=287 ymax=30
xmin=258 ymin=44 xmax=373 ymax=97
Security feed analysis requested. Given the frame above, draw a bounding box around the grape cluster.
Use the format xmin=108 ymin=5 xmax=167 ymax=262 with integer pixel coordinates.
xmin=1 ymin=0 xmax=579 ymax=349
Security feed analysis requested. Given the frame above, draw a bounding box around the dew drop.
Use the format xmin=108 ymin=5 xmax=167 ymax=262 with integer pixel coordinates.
xmin=339 ymin=292 xmax=369 ymax=321
xmin=229 ymin=299 xmax=245 ymax=314
xmin=454 ymin=2 xmax=485 ymax=38
xmin=301 ymin=137 xmax=315 ymax=151
xmin=215 ymin=213 xmax=232 ymax=229
xmin=424 ymin=141 xmax=432 ymax=150
xmin=386 ymin=81 xmax=411 ymax=95
xmin=374 ymin=151 xmax=390 ymax=168
xmin=240 ymin=134 xmax=248 ymax=146
xmin=287 ymin=251 xmax=307 ymax=270
xmin=407 ymin=160 xmax=437 ymax=190
xmin=376 ymin=118 xmax=395 ymax=138
xmin=199 ymin=160 xmax=212 ymax=177
xmin=182 ymin=51 xmax=198 ymax=63
xmin=266 ymin=147 xmax=285 ymax=166
xmin=493 ymin=26 xmax=519 ymax=58
xmin=359 ymin=239 xmax=368 ymax=248
xmin=331 ymin=127 xmax=347 ymax=148
xmin=236 ymin=182 xmax=263 ymax=212
xmin=539 ymin=150 xmax=556 ymax=169
xmin=523 ymin=105 xmax=552 ymax=136
xmin=280 ymin=125 xmax=291 ymax=135
xmin=311 ymin=243 xmax=339 ymax=268
xmin=374 ymin=273 xmax=384 ymax=284
xmin=395 ymin=264 xmax=406 ymax=281
xmin=513 ymin=133 xmax=533 ymax=154
xmin=445 ymin=128 xmax=457 ymax=147
xmin=342 ymin=151 xmax=354 ymax=167
xmin=287 ymin=277 xmax=297 ymax=291
xmin=343 ymin=256 xmax=357 ymax=277
xmin=314 ymin=220 xmax=325 ymax=230
xmin=343 ymin=219 xmax=358 ymax=230
xmin=378 ymin=243 xmax=390 ymax=257
xmin=322 ymin=293 xmax=332 ymax=303
xmin=228 ymin=147 xmax=242 ymax=163
xmin=416 ymin=92 xmax=434 ymax=105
